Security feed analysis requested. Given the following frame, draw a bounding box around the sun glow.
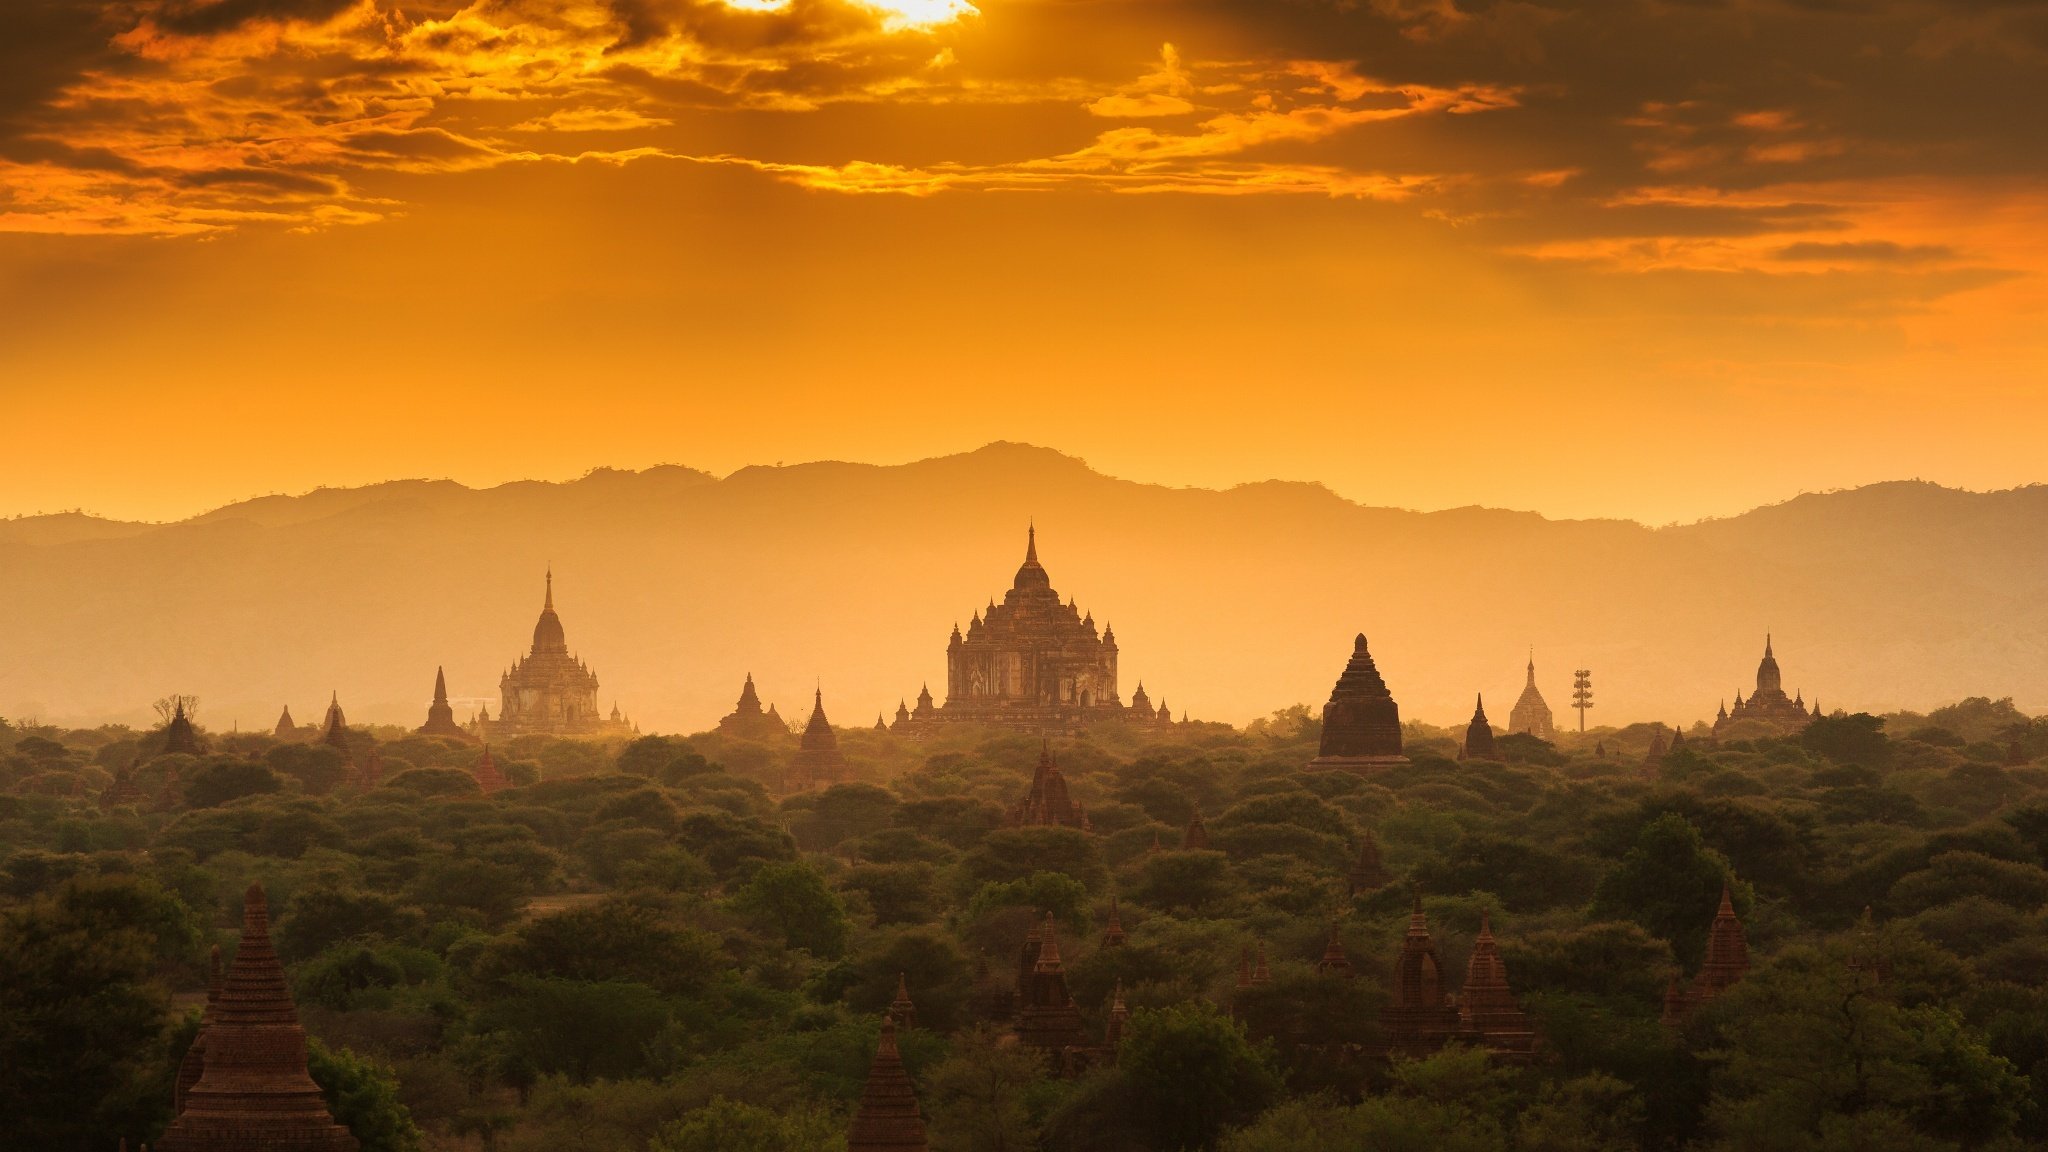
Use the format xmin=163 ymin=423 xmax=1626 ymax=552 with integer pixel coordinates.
xmin=858 ymin=0 xmax=978 ymax=31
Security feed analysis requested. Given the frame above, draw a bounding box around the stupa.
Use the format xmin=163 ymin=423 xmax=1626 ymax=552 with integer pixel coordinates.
xmin=417 ymin=667 xmax=469 ymax=739
xmin=1507 ymin=655 xmax=1555 ymax=739
xmin=1307 ymin=634 xmax=1410 ymax=772
xmin=1461 ymin=695 xmax=1502 ymax=761
xmin=1014 ymin=913 xmax=1087 ymax=1055
xmin=786 ymin=688 xmax=850 ymax=792
xmin=718 ymin=674 xmax=789 ymax=739
xmin=1006 ymin=742 xmax=1090 ymax=829
xmin=847 ymin=1016 xmax=929 ymax=1152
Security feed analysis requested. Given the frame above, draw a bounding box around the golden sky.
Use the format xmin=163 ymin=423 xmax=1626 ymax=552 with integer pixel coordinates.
xmin=2 ymin=0 xmax=2045 ymax=523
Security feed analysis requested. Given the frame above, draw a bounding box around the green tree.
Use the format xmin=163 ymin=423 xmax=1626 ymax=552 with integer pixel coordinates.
xmin=1119 ymin=1003 xmax=1282 ymax=1151
xmin=182 ymin=759 xmax=283 ymax=808
xmin=650 ymin=1096 xmax=845 ymax=1152
xmin=732 ymin=860 xmax=851 ymax=957
xmin=1591 ymin=813 xmax=1748 ymax=966
xmin=307 ymin=1039 xmax=425 ymax=1152
xmin=1801 ymin=714 xmax=1893 ymax=770
xmin=926 ymin=1025 xmax=1046 ymax=1152
xmin=479 ymin=976 xmax=672 ymax=1082
xmin=275 ymin=882 xmax=423 ymax=963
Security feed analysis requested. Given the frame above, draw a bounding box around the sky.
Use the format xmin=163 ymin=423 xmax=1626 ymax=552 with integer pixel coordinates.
xmin=2 ymin=0 xmax=2046 ymax=525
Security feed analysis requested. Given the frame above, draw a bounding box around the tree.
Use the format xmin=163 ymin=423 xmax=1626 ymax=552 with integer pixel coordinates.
xmin=276 ymin=882 xmax=423 ymax=963
xmin=926 ymin=1026 xmax=1047 ymax=1152
xmin=182 ymin=759 xmax=283 ymax=808
xmin=1118 ymin=1003 xmax=1282 ymax=1151
xmin=404 ymin=858 xmax=531 ymax=929
xmin=1131 ymin=850 xmax=1238 ymax=915
xmin=478 ymin=896 xmax=723 ymax=995
xmin=479 ymin=977 xmax=672 ymax=1082
xmin=731 ymin=860 xmax=851 ymax=957
xmin=650 ymin=1096 xmax=843 ymax=1152
xmin=0 ymin=875 xmax=199 ymax=1150
xmin=1801 ymin=714 xmax=1892 ymax=771
xmin=307 ymin=1039 xmax=425 ymax=1152
xmin=1591 ymin=813 xmax=1748 ymax=967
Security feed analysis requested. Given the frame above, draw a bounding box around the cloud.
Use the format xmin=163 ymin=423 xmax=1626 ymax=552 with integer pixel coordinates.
xmin=1775 ymin=240 xmax=1959 ymax=264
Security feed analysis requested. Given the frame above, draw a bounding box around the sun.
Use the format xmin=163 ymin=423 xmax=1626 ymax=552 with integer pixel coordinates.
xmin=721 ymin=0 xmax=978 ymax=31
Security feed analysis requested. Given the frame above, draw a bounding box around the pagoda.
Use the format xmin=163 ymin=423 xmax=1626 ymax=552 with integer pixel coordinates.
xmin=1662 ymin=883 xmax=1751 ymax=1026
xmin=888 ymin=973 xmax=918 ymax=1031
xmin=890 ymin=684 xmax=942 ymax=735
xmin=1006 ymin=742 xmax=1090 ymax=829
xmin=489 ymin=571 xmax=631 ymax=739
xmin=1507 ymin=654 xmax=1555 ymax=739
xmin=786 ymin=688 xmax=850 ymax=792
xmin=1308 ymin=634 xmax=1410 ymax=772
xmin=1458 ymin=913 xmax=1537 ymax=1060
xmin=1182 ymin=804 xmax=1211 ymax=850
xmin=1461 ymin=695 xmax=1501 ymax=762
xmin=1102 ymin=896 xmax=1127 ymax=948
xmin=1014 ymin=913 xmax=1087 ymax=1056
xmin=320 ymin=694 xmax=352 ymax=760
xmin=1714 ymin=636 xmax=1820 ymax=735
xmin=1317 ymin=925 xmax=1354 ymax=978
xmin=923 ymin=527 xmax=1158 ymax=733
xmin=847 ymin=1015 xmax=929 ymax=1152
xmin=156 ymin=884 xmax=359 ymax=1152
xmin=174 ymin=946 xmax=224 ymax=1113
xmin=274 ymin=706 xmax=298 ymax=738
xmin=1348 ymin=831 xmax=1391 ymax=897
xmin=718 ymin=674 xmax=789 ymax=739
xmin=163 ymin=699 xmax=203 ymax=756
xmin=417 ymin=667 xmax=470 ymax=739
xmin=472 ymin=744 xmax=509 ymax=795
xmin=1378 ymin=896 xmax=1461 ymax=1058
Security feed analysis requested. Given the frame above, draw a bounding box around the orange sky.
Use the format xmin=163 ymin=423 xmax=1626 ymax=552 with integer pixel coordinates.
xmin=3 ymin=0 xmax=2046 ymax=524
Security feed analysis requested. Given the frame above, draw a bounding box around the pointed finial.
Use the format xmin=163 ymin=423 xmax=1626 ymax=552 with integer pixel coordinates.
xmin=1027 ymin=520 xmax=1037 ymax=562
xmin=545 ymin=566 xmax=554 ymax=610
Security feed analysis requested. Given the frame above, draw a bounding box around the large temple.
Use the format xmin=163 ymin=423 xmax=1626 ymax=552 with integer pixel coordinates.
xmin=1378 ymin=898 xmax=1538 ymax=1061
xmin=156 ymin=884 xmax=359 ymax=1152
xmin=911 ymin=527 xmax=1171 ymax=733
xmin=1715 ymin=635 xmax=1821 ymax=735
xmin=719 ymin=674 xmax=790 ymax=739
xmin=1307 ymin=634 xmax=1410 ymax=772
xmin=488 ymin=572 xmax=632 ymax=739
xmin=1508 ymin=655 xmax=1555 ymax=739
xmin=1662 ymin=883 xmax=1751 ymax=1026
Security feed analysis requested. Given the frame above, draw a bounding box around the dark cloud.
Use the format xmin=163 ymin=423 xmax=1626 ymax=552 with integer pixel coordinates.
xmin=0 ymin=0 xmax=135 ymax=136
xmin=155 ymin=0 xmax=357 ymax=35
xmin=1774 ymin=240 xmax=1958 ymax=262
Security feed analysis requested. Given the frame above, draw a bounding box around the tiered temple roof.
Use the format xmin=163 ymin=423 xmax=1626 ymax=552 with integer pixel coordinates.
xmin=1015 ymin=913 xmax=1087 ymax=1055
xmin=490 ymin=572 xmax=630 ymax=739
xmin=1007 ymin=743 xmax=1090 ymax=829
xmin=164 ymin=699 xmax=202 ymax=756
xmin=787 ymin=688 xmax=850 ymax=792
xmin=1182 ymin=805 xmax=1211 ymax=850
xmin=1308 ymin=634 xmax=1409 ymax=772
xmin=1458 ymin=913 xmax=1536 ymax=1060
xmin=472 ymin=744 xmax=508 ymax=795
xmin=1462 ymin=695 xmax=1502 ymax=762
xmin=888 ymin=973 xmax=918 ymax=1032
xmin=847 ymin=1016 xmax=929 ymax=1152
xmin=274 ymin=706 xmax=297 ymax=737
xmin=1102 ymin=896 xmax=1126 ymax=948
xmin=321 ymin=694 xmax=352 ymax=760
xmin=1715 ymin=636 xmax=1821 ymax=734
xmin=1379 ymin=895 xmax=1461 ymax=1058
xmin=1348 ymin=831 xmax=1391 ymax=897
xmin=417 ymin=667 xmax=469 ymax=739
xmin=156 ymin=884 xmax=359 ymax=1152
xmin=1317 ymin=925 xmax=1354 ymax=978
xmin=719 ymin=674 xmax=789 ymax=740
xmin=1663 ymin=883 xmax=1751 ymax=1026
xmin=1508 ymin=655 xmax=1555 ymax=739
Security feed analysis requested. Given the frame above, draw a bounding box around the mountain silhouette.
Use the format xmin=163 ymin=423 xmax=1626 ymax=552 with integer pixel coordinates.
xmin=1 ymin=443 xmax=2042 ymax=730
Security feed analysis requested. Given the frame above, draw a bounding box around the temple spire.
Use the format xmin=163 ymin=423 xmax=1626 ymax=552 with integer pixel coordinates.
xmin=545 ymin=566 xmax=554 ymax=611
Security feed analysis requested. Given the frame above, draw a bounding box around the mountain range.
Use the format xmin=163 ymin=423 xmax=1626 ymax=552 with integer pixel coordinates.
xmin=2 ymin=442 xmax=2043 ymax=731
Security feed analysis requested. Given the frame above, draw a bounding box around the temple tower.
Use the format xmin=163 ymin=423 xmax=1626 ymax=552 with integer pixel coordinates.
xmin=1015 ymin=913 xmax=1086 ymax=1055
xmin=417 ymin=667 xmax=469 ymax=738
xmin=719 ymin=674 xmax=788 ymax=739
xmin=164 ymin=699 xmax=202 ymax=756
xmin=1715 ymin=635 xmax=1820 ymax=734
xmin=1457 ymin=913 xmax=1537 ymax=1060
xmin=155 ymin=884 xmax=359 ymax=1152
xmin=847 ymin=1016 xmax=930 ymax=1152
xmin=1348 ymin=831 xmax=1391 ymax=897
xmin=320 ymin=694 xmax=352 ymax=762
xmin=1378 ymin=895 xmax=1460 ymax=1057
xmin=1007 ymin=742 xmax=1090 ymax=829
xmin=472 ymin=744 xmax=508 ymax=796
xmin=1462 ymin=695 xmax=1502 ymax=762
xmin=787 ymin=688 xmax=850 ymax=792
xmin=1308 ymin=635 xmax=1410 ymax=772
xmin=1508 ymin=654 xmax=1555 ymax=739
xmin=492 ymin=572 xmax=630 ymax=738
xmin=274 ymin=706 xmax=298 ymax=738
xmin=1662 ymin=882 xmax=1752 ymax=1025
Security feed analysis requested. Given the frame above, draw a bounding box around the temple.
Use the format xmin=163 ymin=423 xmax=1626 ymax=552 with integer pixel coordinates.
xmin=847 ymin=1016 xmax=929 ymax=1152
xmin=917 ymin=527 xmax=1169 ymax=733
xmin=785 ymin=689 xmax=850 ymax=792
xmin=889 ymin=685 xmax=941 ymax=735
xmin=156 ymin=884 xmax=360 ymax=1152
xmin=1461 ymin=695 xmax=1502 ymax=761
xmin=1715 ymin=635 xmax=1821 ymax=735
xmin=1662 ymin=883 xmax=1751 ymax=1025
xmin=719 ymin=674 xmax=790 ymax=739
xmin=163 ymin=699 xmax=202 ymax=756
xmin=472 ymin=745 xmax=509 ymax=795
xmin=487 ymin=571 xmax=632 ymax=739
xmin=1014 ymin=913 xmax=1087 ymax=1056
xmin=417 ymin=667 xmax=470 ymax=739
xmin=1508 ymin=655 xmax=1555 ymax=739
xmin=274 ymin=706 xmax=297 ymax=738
xmin=1378 ymin=898 xmax=1539 ymax=1061
xmin=1457 ymin=914 xmax=1537 ymax=1060
xmin=1348 ymin=831 xmax=1391 ymax=896
xmin=321 ymin=694 xmax=352 ymax=760
xmin=1007 ymin=743 xmax=1091 ymax=829
xmin=1307 ymin=634 xmax=1410 ymax=772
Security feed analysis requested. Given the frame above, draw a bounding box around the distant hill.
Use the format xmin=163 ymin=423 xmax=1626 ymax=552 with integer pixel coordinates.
xmin=1 ymin=443 xmax=2043 ymax=731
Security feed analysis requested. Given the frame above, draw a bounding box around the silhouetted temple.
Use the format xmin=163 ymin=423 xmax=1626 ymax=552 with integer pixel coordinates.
xmin=786 ymin=689 xmax=850 ymax=792
xmin=1645 ymin=725 xmax=1669 ymax=767
xmin=1317 ymin=925 xmax=1354 ymax=978
xmin=1103 ymin=896 xmax=1127 ymax=947
xmin=847 ymin=1015 xmax=929 ymax=1152
xmin=320 ymin=694 xmax=352 ymax=760
xmin=156 ymin=884 xmax=359 ymax=1152
xmin=1458 ymin=913 xmax=1536 ymax=1060
xmin=1015 ymin=913 xmax=1087 ymax=1055
xmin=889 ymin=685 xmax=941 ymax=735
xmin=417 ymin=667 xmax=469 ymax=739
xmin=1508 ymin=655 xmax=1555 ymax=739
xmin=489 ymin=572 xmax=631 ymax=738
xmin=919 ymin=527 xmax=1170 ymax=733
xmin=163 ymin=699 xmax=202 ymax=756
xmin=1183 ymin=804 xmax=1211 ymax=850
xmin=1663 ymin=883 xmax=1751 ymax=1026
xmin=719 ymin=674 xmax=790 ymax=739
xmin=1308 ymin=634 xmax=1409 ymax=772
xmin=274 ymin=706 xmax=297 ymax=738
xmin=1348 ymin=831 xmax=1391 ymax=896
xmin=888 ymin=973 xmax=918 ymax=1032
xmin=1461 ymin=695 xmax=1501 ymax=761
xmin=1007 ymin=742 xmax=1090 ymax=829
xmin=1715 ymin=635 xmax=1820 ymax=735
xmin=472 ymin=744 xmax=508 ymax=795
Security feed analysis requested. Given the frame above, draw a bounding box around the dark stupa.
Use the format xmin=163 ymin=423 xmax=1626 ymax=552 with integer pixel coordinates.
xmin=163 ymin=699 xmax=202 ymax=756
xmin=847 ymin=1015 xmax=930 ymax=1152
xmin=417 ymin=667 xmax=469 ymax=738
xmin=719 ymin=673 xmax=789 ymax=739
xmin=786 ymin=688 xmax=850 ymax=792
xmin=1308 ymin=634 xmax=1409 ymax=772
xmin=1462 ymin=694 xmax=1502 ymax=761
xmin=156 ymin=884 xmax=359 ymax=1152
